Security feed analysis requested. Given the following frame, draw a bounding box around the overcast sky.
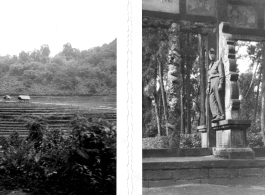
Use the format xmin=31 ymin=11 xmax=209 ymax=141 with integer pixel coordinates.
xmin=0 ymin=0 xmax=117 ymax=57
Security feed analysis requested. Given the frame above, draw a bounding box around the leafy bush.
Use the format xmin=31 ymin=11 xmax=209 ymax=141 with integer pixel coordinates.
xmin=247 ymin=131 xmax=264 ymax=148
xmin=142 ymin=136 xmax=169 ymax=149
xmin=142 ymin=133 xmax=201 ymax=149
xmin=0 ymin=114 xmax=116 ymax=195
xmin=180 ymin=133 xmax=201 ymax=148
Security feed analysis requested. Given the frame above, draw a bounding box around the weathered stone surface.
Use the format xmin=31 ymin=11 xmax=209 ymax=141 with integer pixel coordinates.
xmin=228 ymin=4 xmax=257 ymax=29
xmin=239 ymin=168 xmax=263 ymax=177
xmin=186 ymin=0 xmax=215 ymax=16
xmin=253 ymin=148 xmax=265 ymax=157
xmin=231 ymin=129 xmax=246 ymax=148
xmin=179 ymin=148 xmax=212 ymax=157
xmin=179 ymin=161 xmax=204 ymax=169
xmin=143 ymin=157 xmax=265 ymax=171
xmin=143 ymin=170 xmax=153 ymax=180
xmin=201 ymin=178 xmax=231 ymax=185
xmin=172 ymin=169 xmax=208 ymax=180
xmin=209 ymin=168 xmax=239 ymax=178
xmin=201 ymin=132 xmax=208 ymax=148
xmin=216 ymin=130 xmax=231 ymax=148
xmin=175 ymin=179 xmax=201 ymax=185
xmin=227 ymin=159 xmax=265 ymax=168
xmin=216 ymin=119 xmax=251 ymax=126
xmin=197 ymin=125 xmax=207 ymax=132
xmin=143 ymin=181 xmax=149 ymax=188
xmin=201 ymin=159 xmax=230 ymax=168
xmin=143 ymin=157 xmax=265 ymax=188
xmin=230 ymin=177 xmax=265 ymax=186
xmin=142 ymin=148 xmax=212 ymax=158
xmin=149 ymin=170 xmax=173 ymax=180
xmin=149 ymin=180 xmax=176 ymax=188
xmin=143 ymin=162 xmax=182 ymax=170
xmin=213 ymin=148 xmax=255 ymax=159
xmin=142 ymin=0 xmax=180 ymax=14
xmin=143 ymin=149 xmax=179 ymax=158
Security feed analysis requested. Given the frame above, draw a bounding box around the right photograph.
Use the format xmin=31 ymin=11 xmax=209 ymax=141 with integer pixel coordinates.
xmin=142 ymin=0 xmax=265 ymax=194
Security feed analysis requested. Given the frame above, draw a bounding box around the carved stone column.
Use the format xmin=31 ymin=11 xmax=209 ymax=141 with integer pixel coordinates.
xmin=167 ymin=23 xmax=181 ymax=115
xmin=167 ymin=23 xmax=181 ymax=148
xmin=219 ymin=24 xmax=239 ymax=119
xmin=213 ymin=22 xmax=253 ymax=159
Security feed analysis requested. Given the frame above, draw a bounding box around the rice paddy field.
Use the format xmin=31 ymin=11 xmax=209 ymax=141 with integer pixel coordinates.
xmin=0 ymin=95 xmax=116 ymax=112
xmin=0 ymin=95 xmax=116 ymax=137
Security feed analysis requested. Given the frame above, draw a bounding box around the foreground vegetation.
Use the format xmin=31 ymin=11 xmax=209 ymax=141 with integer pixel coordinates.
xmin=143 ymin=131 xmax=264 ymax=149
xmin=0 ymin=114 xmax=116 ymax=195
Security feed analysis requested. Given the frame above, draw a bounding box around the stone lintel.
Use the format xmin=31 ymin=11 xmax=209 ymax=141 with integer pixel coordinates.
xmin=197 ymin=125 xmax=207 ymax=132
xmin=220 ymin=22 xmax=265 ymax=41
xmin=197 ymin=125 xmax=208 ymax=148
xmin=212 ymin=119 xmax=251 ymax=131
xmin=218 ymin=119 xmax=251 ymax=126
xmin=213 ymin=148 xmax=255 ymax=159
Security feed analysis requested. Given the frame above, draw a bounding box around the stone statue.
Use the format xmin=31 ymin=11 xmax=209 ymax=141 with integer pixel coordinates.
xmin=206 ymin=48 xmax=225 ymax=123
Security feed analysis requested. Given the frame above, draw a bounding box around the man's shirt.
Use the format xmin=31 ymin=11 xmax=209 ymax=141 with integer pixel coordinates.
xmin=208 ymin=59 xmax=224 ymax=84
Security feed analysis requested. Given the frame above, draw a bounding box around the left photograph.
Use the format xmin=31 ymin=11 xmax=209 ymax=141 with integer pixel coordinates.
xmin=0 ymin=1 xmax=116 ymax=194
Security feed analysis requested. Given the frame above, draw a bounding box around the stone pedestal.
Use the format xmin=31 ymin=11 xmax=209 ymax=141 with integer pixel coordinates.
xmin=212 ymin=119 xmax=254 ymax=159
xmin=197 ymin=125 xmax=207 ymax=148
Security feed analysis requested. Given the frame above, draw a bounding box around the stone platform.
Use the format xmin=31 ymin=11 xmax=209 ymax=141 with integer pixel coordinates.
xmin=143 ymin=156 xmax=265 ymax=188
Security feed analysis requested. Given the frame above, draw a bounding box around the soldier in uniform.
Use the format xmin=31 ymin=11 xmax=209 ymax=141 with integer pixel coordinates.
xmin=206 ymin=48 xmax=225 ymax=123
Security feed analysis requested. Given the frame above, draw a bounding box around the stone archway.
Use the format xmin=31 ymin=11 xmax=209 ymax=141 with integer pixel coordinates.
xmin=211 ymin=22 xmax=265 ymax=159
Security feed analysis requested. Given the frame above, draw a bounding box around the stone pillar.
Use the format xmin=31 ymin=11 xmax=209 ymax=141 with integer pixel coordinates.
xmin=167 ymin=23 xmax=182 ymax=148
xmin=197 ymin=125 xmax=207 ymax=148
xmin=212 ymin=22 xmax=254 ymax=159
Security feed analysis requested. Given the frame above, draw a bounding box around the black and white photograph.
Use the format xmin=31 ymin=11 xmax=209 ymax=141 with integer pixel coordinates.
xmin=142 ymin=0 xmax=265 ymax=194
xmin=2 ymin=0 xmax=265 ymax=195
xmin=0 ymin=1 xmax=117 ymax=194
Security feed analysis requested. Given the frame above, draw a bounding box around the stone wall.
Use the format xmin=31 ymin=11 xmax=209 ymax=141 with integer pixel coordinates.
xmin=143 ymin=157 xmax=265 ymax=188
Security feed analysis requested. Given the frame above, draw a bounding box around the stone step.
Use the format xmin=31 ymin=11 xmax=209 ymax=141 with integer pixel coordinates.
xmin=143 ymin=155 xmax=265 ymax=188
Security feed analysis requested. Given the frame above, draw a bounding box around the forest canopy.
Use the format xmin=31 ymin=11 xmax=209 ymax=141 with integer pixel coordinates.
xmin=0 ymin=39 xmax=116 ymax=96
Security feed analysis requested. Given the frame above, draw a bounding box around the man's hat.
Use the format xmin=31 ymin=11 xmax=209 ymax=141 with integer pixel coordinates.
xmin=209 ymin=48 xmax=215 ymax=53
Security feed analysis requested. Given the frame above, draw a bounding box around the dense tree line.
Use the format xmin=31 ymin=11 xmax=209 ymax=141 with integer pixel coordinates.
xmin=0 ymin=39 xmax=116 ymax=95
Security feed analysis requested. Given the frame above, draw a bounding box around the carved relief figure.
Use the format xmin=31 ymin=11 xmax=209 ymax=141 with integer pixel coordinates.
xmin=206 ymin=48 xmax=225 ymax=123
xmin=228 ymin=5 xmax=257 ymax=29
xmin=186 ymin=0 xmax=215 ymax=16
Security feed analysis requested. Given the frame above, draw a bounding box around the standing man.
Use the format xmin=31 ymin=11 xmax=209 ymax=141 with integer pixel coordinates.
xmin=206 ymin=48 xmax=225 ymax=123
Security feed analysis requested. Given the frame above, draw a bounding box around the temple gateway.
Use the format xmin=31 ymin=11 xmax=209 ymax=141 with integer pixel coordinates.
xmin=143 ymin=0 xmax=265 ymax=159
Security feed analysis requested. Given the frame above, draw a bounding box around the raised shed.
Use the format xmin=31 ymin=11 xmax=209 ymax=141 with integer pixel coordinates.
xmin=18 ymin=95 xmax=31 ymax=103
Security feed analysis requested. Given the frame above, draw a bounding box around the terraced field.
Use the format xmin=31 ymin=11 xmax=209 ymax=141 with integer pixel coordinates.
xmin=0 ymin=100 xmax=116 ymax=137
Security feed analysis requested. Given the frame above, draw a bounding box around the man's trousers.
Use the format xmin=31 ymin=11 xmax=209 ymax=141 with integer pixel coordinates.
xmin=209 ymin=77 xmax=224 ymax=118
